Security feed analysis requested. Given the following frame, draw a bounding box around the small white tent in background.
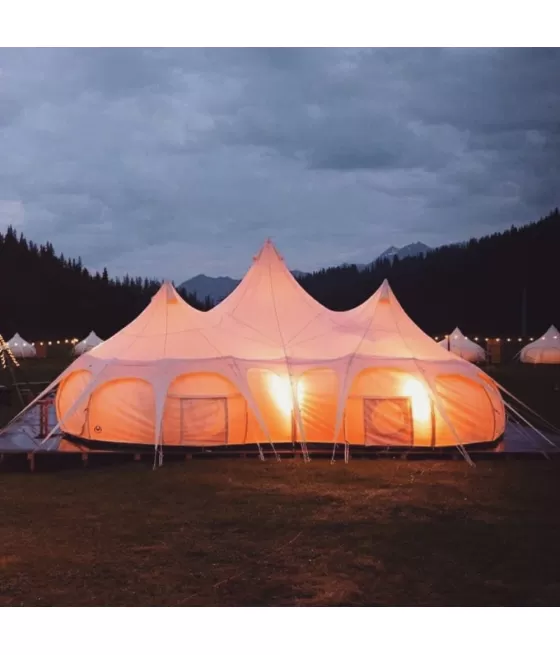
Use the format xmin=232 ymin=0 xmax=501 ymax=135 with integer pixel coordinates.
xmin=439 ymin=327 xmax=486 ymax=364
xmin=73 ymin=331 xmax=104 ymax=356
xmin=520 ymin=325 xmax=560 ymax=364
xmin=6 ymin=333 xmax=37 ymax=358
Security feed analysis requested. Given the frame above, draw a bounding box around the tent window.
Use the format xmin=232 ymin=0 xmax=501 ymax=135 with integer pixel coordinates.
xmin=363 ymin=397 xmax=413 ymax=446
xmin=179 ymin=397 xmax=228 ymax=445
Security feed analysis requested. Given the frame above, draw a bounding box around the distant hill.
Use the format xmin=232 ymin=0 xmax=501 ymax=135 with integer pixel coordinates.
xmin=179 ymin=243 xmax=432 ymax=302
xmin=179 ymin=274 xmax=240 ymax=304
xmin=377 ymin=241 xmax=432 ymax=262
xmin=354 ymin=242 xmax=433 ymax=271
xmin=179 ymin=269 xmax=309 ymax=303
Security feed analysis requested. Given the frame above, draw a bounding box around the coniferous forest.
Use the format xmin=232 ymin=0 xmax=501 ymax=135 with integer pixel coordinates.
xmin=0 ymin=208 xmax=558 ymax=342
xmin=0 ymin=227 xmax=211 ymax=341
xmin=300 ymin=208 xmax=560 ymax=338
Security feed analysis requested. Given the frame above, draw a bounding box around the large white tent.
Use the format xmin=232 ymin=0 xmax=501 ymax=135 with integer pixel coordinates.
xmin=6 ymin=333 xmax=36 ymax=358
xmin=519 ymin=325 xmax=560 ymax=364
xmin=439 ymin=327 xmax=486 ymax=363
xmin=24 ymin=240 xmax=505 ymax=454
xmin=73 ymin=331 xmax=104 ymax=356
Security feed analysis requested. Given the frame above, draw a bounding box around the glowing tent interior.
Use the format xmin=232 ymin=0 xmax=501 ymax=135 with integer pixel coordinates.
xmin=439 ymin=327 xmax=486 ymax=363
xmin=73 ymin=331 xmax=104 ymax=356
xmin=6 ymin=333 xmax=36 ymax=358
xmin=42 ymin=240 xmax=506 ymax=456
xmin=519 ymin=325 xmax=560 ymax=364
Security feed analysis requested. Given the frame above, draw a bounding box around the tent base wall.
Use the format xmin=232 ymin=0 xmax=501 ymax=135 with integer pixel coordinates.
xmin=59 ymin=431 xmax=506 ymax=453
xmin=2 ymin=439 xmax=560 ymax=473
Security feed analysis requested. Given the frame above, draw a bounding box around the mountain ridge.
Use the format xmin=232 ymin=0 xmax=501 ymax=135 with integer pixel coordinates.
xmin=179 ymin=242 xmax=433 ymax=302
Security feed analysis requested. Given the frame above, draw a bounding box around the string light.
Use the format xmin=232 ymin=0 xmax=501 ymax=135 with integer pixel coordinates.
xmin=29 ymin=337 xmax=81 ymax=347
xmin=0 ymin=334 xmax=20 ymax=369
xmin=435 ymin=335 xmax=536 ymax=342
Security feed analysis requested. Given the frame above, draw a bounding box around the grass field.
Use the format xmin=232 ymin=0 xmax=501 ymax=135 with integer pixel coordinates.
xmin=2 ymin=358 xmax=560 ymax=607
xmin=1 ymin=459 xmax=560 ymax=606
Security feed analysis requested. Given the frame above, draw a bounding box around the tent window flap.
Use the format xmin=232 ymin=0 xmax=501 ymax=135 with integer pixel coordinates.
xmin=179 ymin=397 xmax=228 ymax=445
xmin=363 ymin=397 xmax=413 ymax=446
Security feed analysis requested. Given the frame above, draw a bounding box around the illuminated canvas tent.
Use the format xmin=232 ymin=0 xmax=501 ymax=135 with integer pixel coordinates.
xmin=73 ymin=331 xmax=104 ymax=356
xmin=319 ymin=281 xmax=505 ymax=448
xmin=6 ymin=333 xmax=36 ymax=358
xmin=438 ymin=327 xmax=486 ymax=363
xmin=31 ymin=240 xmax=504 ymax=454
xmin=519 ymin=325 xmax=560 ymax=364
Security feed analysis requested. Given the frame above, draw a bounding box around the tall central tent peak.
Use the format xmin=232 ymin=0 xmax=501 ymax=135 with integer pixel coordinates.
xmin=206 ymin=239 xmax=336 ymax=350
xmin=253 ymin=238 xmax=285 ymax=263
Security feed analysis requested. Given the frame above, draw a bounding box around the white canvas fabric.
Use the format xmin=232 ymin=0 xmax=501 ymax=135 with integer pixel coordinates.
xmin=439 ymin=327 xmax=486 ymax=363
xmin=519 ymin=325 xmax=560 ymax=364
xmin=73 ymin=331 xmax=104 ymax=356
xmin=47 ymin=240 xmax=505 ymax=452
xmin=6 ymin=333 xmax=37 ymax=358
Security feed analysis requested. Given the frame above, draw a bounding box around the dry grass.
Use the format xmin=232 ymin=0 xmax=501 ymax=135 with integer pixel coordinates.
xmin=1 ymin=459 xmax=560 ymax=606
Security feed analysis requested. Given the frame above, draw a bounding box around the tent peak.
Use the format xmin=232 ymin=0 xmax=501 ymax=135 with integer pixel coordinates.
xmin=379 ymin=279 xmax=391 ymax=301
xmin=253 ymin=239 xmax=285 ymax=263
xmin=151 ymin=280 xmax=180 ymax=305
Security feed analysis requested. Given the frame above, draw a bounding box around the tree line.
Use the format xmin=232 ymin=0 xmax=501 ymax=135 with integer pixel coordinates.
xmin=298 ymin=208 xmax=560 ymax=337
xmin=1 ymin=208 xmax=558 ymax=341
xmin=0 ymin=227 xmax=211 ymax=341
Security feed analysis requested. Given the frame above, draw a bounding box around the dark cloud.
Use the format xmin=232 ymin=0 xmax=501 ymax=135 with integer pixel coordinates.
xmin=0 ymin=47 xmax=558 ymax=280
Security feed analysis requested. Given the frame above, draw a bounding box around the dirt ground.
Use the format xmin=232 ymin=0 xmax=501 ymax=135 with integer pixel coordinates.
xmin=1 ymin=459 xmax=560 ymax=606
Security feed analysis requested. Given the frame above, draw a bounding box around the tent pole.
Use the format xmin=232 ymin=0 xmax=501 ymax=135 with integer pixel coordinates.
xmin=521 ymin=285 xmax=527 ymax=338
xmin=7 ymin=358 xmax=25 ymax=408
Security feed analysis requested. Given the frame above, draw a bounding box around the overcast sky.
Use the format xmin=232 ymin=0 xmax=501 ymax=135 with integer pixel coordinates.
xmin=0 ymin=48 xmax=559 ymax=281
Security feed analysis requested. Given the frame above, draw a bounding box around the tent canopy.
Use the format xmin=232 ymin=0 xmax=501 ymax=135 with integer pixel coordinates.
xmin=6 ymin=333 xmax=36 ymax=358
xmin=439 ymin=327 xmax=486 ymax=363
xmin=41 ymin=239 xmax=505 ymax=452
xmin=520 ymin=325 xmax=560 ymax=364
xmin=73 ymin=331 xmax=104 ymax=356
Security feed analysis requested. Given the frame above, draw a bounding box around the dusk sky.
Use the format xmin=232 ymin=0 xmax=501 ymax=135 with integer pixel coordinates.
xmin=0 ymin=47 xmax=559 ymax=281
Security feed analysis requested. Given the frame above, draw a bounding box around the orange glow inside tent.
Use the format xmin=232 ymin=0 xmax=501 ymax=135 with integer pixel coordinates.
xmin=51 ymin=240 xmax=506 ymax=450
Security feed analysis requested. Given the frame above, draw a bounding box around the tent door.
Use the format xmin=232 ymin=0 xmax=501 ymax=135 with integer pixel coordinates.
xmin=363 ymin=396 xmax=414 ymax=446
xmin=179 ymin=397 xmax=228 ymax=445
